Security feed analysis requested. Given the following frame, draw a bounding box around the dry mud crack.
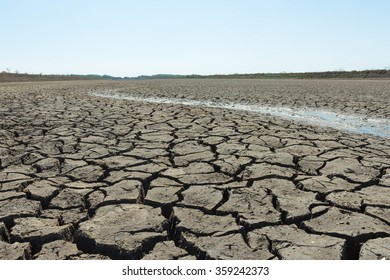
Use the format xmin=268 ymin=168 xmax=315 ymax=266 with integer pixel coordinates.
xmin=0 ymin=80 xmax=389 ymax=260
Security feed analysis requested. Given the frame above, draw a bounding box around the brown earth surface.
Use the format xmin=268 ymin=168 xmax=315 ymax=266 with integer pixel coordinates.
xmin=0 ymin=79 xmax=389 ymax=260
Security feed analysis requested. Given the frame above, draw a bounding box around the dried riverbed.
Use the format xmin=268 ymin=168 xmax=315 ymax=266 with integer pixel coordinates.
xmin=92 ymin=91 xmax=390 ymax=138
xmin=0 ymin=80 xmax=389 ymax=260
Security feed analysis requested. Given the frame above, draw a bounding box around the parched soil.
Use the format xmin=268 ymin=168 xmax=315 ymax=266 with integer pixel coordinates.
xmin=0 ymin=79 xmax=389 ymax=260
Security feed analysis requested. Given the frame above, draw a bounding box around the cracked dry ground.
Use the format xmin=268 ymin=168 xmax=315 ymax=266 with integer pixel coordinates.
xmin=1 ymin=81 xmax=389 ymax=260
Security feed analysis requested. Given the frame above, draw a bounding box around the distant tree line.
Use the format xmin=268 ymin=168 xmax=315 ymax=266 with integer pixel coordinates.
xmin=2 ymin=69 xmax=390 ymax=83
xmin=0 ymin=71 xmax=126 ymax=83
xmin=132 ymin=69 xmax=390 ymax=80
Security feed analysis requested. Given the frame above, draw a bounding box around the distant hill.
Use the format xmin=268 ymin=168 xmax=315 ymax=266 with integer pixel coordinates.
xmin=0 ymin=72 xmax=126 ymax=83
xmin=132 ymin=69 xmax=390 ymax=80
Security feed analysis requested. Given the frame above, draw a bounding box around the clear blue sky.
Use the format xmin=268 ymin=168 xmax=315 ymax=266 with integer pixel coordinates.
xmin=1 ymin=0 xmax=389 ymax=77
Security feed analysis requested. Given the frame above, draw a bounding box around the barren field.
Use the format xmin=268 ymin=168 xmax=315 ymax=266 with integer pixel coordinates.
xmin=0 ymin=79 xmax=389 ymax=260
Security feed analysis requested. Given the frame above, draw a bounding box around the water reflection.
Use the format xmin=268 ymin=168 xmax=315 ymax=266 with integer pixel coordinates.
xmin=91 ymin=91 xmax=390 ymax=138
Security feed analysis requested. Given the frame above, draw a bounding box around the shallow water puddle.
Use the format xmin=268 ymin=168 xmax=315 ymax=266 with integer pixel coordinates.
xmin=91 ymin=91 xmax=390 ymax=138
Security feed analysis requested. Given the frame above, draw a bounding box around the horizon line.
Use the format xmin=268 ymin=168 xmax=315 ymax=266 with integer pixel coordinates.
xmin=2 ymin=68 xmax=390 ymax=79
